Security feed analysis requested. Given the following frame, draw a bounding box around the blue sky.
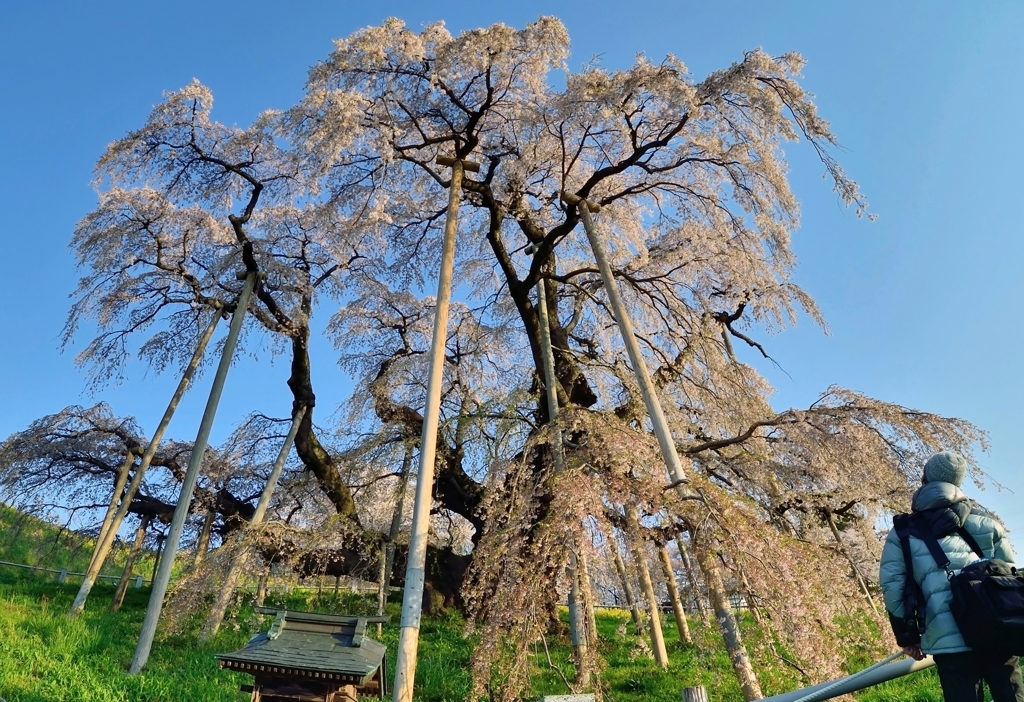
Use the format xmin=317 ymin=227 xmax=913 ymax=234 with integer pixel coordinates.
xmin=2 ymin=1 xmax=1023 ymax=530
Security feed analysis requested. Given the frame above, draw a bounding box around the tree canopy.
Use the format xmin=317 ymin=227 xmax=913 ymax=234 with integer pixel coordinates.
xmin=0 ymin=17 xmax=990 ymax=700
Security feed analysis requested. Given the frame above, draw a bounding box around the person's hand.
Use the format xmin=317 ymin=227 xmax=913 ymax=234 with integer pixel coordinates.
xmin=903 ymin=644 xmax=925 ymax=661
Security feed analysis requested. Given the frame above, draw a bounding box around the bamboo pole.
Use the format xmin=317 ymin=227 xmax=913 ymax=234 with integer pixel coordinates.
xmin=130 ymin=273 xmax=256 ymax=674
xmin=199 ymin=405 xmax=306 ymax=641
xmin=657 ymin=542 xmax=692 ymax=645
xmin=111 ymin=515 xmax=151 ymax=612
xmin=567 ymin=193 xmax=762 ymax=697
xmin=536 ymin=278 xmax=590 ymax=685
xmin=393 ymin=158 xmax=476 ymax=702
xmin=69 ymin=310 xmax=222 ymax=618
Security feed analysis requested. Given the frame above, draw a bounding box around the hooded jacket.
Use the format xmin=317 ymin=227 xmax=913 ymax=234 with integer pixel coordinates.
xmin=879 ymin=481 xmax=1015 ymax=654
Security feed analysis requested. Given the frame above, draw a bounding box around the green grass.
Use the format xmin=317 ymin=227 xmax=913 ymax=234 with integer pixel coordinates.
xmin=0 ymin=569 xmax=954 ymax=702
xmin=0 ymin=505 xmax=954 ymax=702
xmin=0 ymin=504 xmax=158 ymax=583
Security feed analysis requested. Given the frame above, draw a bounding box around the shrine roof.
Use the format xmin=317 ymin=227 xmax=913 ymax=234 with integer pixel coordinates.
xmin=216 ymin=609 xmax=389 ymax=681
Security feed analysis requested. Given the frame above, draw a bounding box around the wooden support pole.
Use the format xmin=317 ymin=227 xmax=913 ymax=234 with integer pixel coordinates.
xmin=627 ymin=508 xmax=669 ymax=669
xmin=566 ymin=194 xmax=689 ymax=488
xmin=130 ymin=273 xmax=256 ymax=674
xmin=193 ymin=507 xmax=216 ymax=568
xmin=69 ymin=310 xmax=222 ymax=618
xmin=578 ymin=548 xmax=599 ymax=647
xmin=378 ymin=447 xmax=413 ymax=638
xmin=611 ymin=537 xmax=643 ymax=635
xmin=200 ymin=406 xmax=306 ymax=641
xmin=111 ymin=514 xmax=151 ymax=611
xmin=537 ymin=278 xmax=590 ymax=686
xmin=658 ymin=542 xmax=692 ymax=645
xmin=676 ymin=534 xmax=710 ymax=626
xmin=393 ymin=157 xmax=476 ymax=702
xmin=87 ymin=451 xmax=135 ymax=575
xmin=567 ymin=192 xmax=762 ymax=697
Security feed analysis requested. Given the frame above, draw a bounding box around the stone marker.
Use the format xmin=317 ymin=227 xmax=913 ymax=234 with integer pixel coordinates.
xmin=541 ymin=696 xmax=596 ymax=702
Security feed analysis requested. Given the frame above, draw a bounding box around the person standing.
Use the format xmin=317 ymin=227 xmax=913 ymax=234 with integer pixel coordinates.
xmin=879 ymin=451 xmax=1024 ymax=702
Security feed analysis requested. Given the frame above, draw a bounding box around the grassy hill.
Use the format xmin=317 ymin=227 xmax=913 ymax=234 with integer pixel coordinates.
xmin=0 ymin=504 xmax=945 ymax=702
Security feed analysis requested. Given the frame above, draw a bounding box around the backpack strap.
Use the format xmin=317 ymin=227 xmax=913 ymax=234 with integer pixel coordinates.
xmin=893 ymin=513 xmax=927 ymax=643
xmin=956 ymin=527 xmax=986 ymax=559
xmin=908 ymin=513 xmax=957 ymax=579
xmin=894 ymin=514 xmax=915 ymax=578
xmin=908 ymin=513 xmax=987 ymax=579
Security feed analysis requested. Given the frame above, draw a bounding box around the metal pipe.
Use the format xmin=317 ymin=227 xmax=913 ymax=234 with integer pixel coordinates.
xmin=129 ymin=273 xmax=256 ymax=674
xmin=393 ymin=159 xmax=468 ymax=702
xmin=764 ymin=654 xmax=932 ymax=702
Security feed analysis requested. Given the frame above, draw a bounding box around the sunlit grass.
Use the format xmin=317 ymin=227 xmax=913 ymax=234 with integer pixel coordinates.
xmin=0 ymin=505 xmax=951 ymax=702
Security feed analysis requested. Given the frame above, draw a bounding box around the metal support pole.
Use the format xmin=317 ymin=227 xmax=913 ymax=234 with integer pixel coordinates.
xmin=393 ymin=157 xmax=477 ymax=702
xmin=129 ymin=273 xmax=256 ymax=674
xmin=764 ymin=653 xmax=930 ymax=702
xmin=536 ymin=279 xmax=590 ymax=685
xmin=69 ymin=310 xmax=222 ymax=618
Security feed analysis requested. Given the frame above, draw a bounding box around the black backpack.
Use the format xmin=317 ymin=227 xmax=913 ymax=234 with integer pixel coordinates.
xmin=894 ymin=511 xmax=1024 ymax=655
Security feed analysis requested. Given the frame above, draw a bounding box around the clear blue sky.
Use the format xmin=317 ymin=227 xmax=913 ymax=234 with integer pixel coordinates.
xmin=2 ymin=1 xmax=1023 ymax=530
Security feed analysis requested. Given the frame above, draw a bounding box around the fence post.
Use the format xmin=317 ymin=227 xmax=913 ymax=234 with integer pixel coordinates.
xmin=135 ymin=575 xmax=144 ymax=589
xmin=57 ymin=569 xmax=68 ymax=584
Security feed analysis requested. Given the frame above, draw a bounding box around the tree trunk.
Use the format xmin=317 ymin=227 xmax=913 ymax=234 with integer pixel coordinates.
xmin=824 ymin=509 xmax=880 ymax=616
xmin=657 ymin=543 xmax=692 ymax=645
xmin=627 ymin=510 xmax=668 ymax=669
xmin=676 ymin=534 xmax=710 ymax=626
xmin=193 ymin=508 xmax=216 ymax=568
xmin=111 ymin=515 xmax=150 ymax=612
xmin=693 ymin=540 xmax=763 ymax=701
xmin=611 ymin=538 xmax=643 ymax=635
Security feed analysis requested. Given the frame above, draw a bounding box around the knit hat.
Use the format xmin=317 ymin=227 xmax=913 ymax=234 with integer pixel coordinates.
xmin=923 ymin=451 xmax=968 ymax=487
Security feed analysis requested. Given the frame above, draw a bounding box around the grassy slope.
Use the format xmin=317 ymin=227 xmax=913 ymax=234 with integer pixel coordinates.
xmin=0 ymin=505 xmax=947 ymax=702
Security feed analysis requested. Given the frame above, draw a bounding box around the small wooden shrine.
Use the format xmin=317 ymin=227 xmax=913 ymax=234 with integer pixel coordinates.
xmin=217 ymin=608 xmax=390 ymax=702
